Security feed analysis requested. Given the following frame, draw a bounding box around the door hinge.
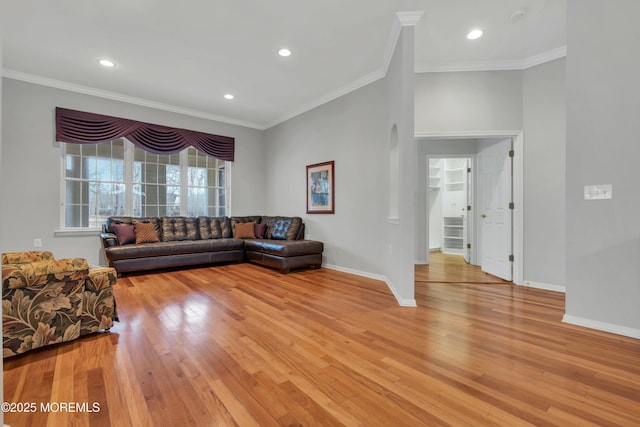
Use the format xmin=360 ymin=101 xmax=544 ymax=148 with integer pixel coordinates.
xmin=508 ymin=202 xmax=515 ymax=210
xmin=467 ymin=167 xmax=471 ymax=173
xmin=509 ymin=150 xmax=515 ymax=158
xmin=467 ymin=205 xmax=471 ymax=211
xmin=467 ymin=243 xmax=471 ymax=249
xmin=509 ymin=254 xmax=514 ymax=262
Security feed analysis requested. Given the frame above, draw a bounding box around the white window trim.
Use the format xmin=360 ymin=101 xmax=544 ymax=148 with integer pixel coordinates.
xmin=59 ymin=141 xmax=231 ymax=231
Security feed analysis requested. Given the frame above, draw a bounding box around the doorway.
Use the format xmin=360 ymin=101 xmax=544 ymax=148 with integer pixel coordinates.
xmin=428 ymin=157 xmax=472 ymax=261
xmin=417 ymin=133 xmax=523 ymax=284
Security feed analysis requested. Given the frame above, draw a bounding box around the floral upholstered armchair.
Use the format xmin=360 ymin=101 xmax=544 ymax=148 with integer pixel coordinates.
xmin=2 ymin=251 xmax=119 ymax=357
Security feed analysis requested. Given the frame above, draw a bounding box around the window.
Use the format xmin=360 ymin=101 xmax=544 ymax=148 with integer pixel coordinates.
xmin=63 ymin=139 xmax=229 ymax=229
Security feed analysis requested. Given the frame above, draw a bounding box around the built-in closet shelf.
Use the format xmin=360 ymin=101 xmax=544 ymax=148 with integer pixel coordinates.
xmin=443 ymin=216 xmax=464 ymax=253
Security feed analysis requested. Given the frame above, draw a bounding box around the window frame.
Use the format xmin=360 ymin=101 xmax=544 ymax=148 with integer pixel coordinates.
xmin=59 ymin=139 xmax=231 ymax=231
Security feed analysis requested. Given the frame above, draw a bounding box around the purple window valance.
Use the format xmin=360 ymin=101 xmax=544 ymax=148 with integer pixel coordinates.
xmin=55 ymin=107 xmax=235 ymax=161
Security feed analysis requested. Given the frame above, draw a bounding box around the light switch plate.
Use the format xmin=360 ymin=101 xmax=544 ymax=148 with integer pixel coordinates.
xmin=584 ymin=184 xmax=613 ymax=200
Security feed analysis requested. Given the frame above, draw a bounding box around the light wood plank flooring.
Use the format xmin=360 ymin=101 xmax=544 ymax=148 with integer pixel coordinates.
xmin=416 ymin=251 xmax=510 ymax=284
xmin=4 ymin=263 xmax=640 ymax=426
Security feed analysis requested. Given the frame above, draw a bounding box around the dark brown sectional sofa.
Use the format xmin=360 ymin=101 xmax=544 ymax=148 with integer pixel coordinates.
xmin=100 ymin=215 xmax=323 ymax=275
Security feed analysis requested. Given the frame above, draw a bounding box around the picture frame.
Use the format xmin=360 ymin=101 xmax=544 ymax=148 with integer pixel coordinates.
xmin=306 ymin=160 xmax=335 ymax=214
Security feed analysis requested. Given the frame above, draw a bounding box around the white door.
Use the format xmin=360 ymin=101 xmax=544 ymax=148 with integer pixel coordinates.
xmin=463 ymin=158 xmax=471 ymax=263
xmin=478 ymin=139 xmax=512 ymax=281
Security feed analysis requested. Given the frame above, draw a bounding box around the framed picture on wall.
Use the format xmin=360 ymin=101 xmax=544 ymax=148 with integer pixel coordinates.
xmin=306 ymin=161 xmax=335 ymax=214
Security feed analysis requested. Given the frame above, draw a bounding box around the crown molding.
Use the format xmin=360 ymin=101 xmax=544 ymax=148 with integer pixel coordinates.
xmin=267 ymin=10 xmax=423 ymax=129
xmin=264 ymin=68 xmax=385 ymax=129
xmin=521 ymin=45 xmax=567 ymax=69
xmin=397 ymin=11 xmax=424 ymax=27
xmin=415 ymin=45 xmax=567 ymax=73
xmin=1 ymin=68 xmax=265 ymax=130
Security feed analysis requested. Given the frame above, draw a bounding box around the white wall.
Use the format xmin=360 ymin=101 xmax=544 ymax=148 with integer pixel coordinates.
xmin=0 ymin=78 xmax=266 ymax=264
xmin=415 ymin=71 xmax=523 ymax=135
xmin=523 ymin=58 xmax=566 ymax=288
xmin=265 ymin=25 xmax=417 ymax=305
xmin=565 ymin=0 xmax=640 ymax=336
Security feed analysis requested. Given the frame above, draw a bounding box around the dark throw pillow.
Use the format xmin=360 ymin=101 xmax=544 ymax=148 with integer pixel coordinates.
xmin=254 ymin=223 xmax=266 ymax=239
xmin=112 ymin=223 xmax=136 ymax=245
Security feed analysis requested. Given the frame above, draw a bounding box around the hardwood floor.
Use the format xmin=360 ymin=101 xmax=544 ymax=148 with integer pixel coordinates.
xmin=415 ymin=251 xmax=510 ymax=284
xmin=3 ymin=263 xmax=640 ymax=426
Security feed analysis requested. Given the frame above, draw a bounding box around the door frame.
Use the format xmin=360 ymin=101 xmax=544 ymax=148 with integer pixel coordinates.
xmin=417 ymin=130 xmax=524 ymax=285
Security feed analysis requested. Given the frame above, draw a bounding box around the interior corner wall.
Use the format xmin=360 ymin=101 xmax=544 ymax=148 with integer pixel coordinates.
xmin=263 ymin=78 xmax=390 ymax=278
xmin=264 ymin=28 xmax=417 ymax=303
xmin=565 ymin=0 xmax=640 ymax=333
xmin=523 ymin=58 xmax=566 ymax=288
xmin=0 ymin=78 xmax=266 ymax=264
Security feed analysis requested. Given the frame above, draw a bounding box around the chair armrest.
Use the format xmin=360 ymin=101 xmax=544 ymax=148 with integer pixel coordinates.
xmin=2 ymin=251 xmax=55 ymax=265
xmin=2 ymin=258 xmax=89 ymax=290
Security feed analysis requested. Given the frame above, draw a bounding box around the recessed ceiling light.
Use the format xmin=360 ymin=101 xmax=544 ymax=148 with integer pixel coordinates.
xmin=224 ymin=94 xmax=234 ymax=100
xmin=467 ymin=29 xmax=483 ymax=40
xmin=278 ymin=48 xmax=292 ymax=57
xmin=98 ymin=59 xmax=116 ymax=68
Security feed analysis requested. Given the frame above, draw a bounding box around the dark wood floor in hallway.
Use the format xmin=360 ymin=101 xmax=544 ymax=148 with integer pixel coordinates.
xmin=4 ymin=263 xmax=639 ymax=426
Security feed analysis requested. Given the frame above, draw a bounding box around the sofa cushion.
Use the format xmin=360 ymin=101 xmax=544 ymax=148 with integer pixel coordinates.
xmin=244 ymin=239 xmax=323 ymax=257
xmin=105 ymin=239 xmax=245 ymax=261
xmin=197 ymin=216 xmax=232 ymax=239
xmin=261 ymin=216 xmax=302 ymax=240
xmin=162 ymin=217 xmax=198 ymax=241
xmin=112 ymin=223 xmax=136 ymax=245
xmin=235 ymin=221 xmax=256 ymax=239
xmin=134 ymin=222 xmax=160 ymax=244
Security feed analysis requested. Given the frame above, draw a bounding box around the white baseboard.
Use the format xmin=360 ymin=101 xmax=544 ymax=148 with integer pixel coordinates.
xmin=520 ymin=280 xmax=566 ymax=293
xmin=562 ymin=314 xmax=640 ymax=339
xmin=322 ymin=263 xmax=417 ymax=307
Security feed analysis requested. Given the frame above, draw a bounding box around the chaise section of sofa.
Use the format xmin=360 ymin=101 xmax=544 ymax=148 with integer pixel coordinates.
xmin=240 ymin=216 xmax=323 ymax=273
xmin=100 ymin=215 xmax=323 ymax=275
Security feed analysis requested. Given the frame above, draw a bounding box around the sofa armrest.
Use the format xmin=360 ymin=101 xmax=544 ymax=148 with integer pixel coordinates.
xmin=2 ymin=258 xmax=89 ymax=290
xmin=101 ymin=233 xmax=120 ymax=248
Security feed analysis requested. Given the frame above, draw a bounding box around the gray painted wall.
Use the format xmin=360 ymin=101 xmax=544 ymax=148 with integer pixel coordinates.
xmin=415 ymin=70 xmax=523 ymax=135
xmin=264 ymin=26 xmax=417 ymax=304
xmin=523 ymin=58 xmax=566 ymax=287
xmin=565 ymin=0 xmax=640 ymax=333
xmin=414 ymin=60 xmax=566 ymax=289
xmin=0 ymin=78 xmax=266 ymax=264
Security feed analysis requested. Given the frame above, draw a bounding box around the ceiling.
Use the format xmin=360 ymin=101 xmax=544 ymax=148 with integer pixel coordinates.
xmin=0 ymin=0 xmax=566 ymax=130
